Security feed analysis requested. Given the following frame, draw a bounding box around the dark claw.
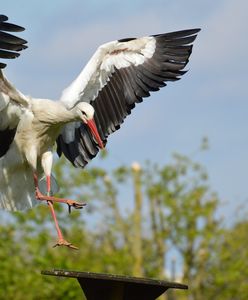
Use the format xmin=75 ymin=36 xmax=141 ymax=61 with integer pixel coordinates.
xmin=67 ymin=201 xmax=86 ymax=214
xmin=74 ymin=202 xmax=86 ymax=209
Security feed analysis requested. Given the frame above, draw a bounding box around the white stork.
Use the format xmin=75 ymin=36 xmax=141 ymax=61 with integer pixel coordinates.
xmin=0 ymin=15 xmax=200 ymax=249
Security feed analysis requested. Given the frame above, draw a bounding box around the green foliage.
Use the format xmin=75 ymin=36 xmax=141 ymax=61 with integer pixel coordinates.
xmin=204 ymin=221 xmax=248 ymax=300
xmin=0 ymin=148 xmax=247 ymax=299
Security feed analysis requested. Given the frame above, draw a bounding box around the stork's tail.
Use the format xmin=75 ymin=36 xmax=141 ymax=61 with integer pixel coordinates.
xmin=0 ymin=168 xmax=59 ymax=212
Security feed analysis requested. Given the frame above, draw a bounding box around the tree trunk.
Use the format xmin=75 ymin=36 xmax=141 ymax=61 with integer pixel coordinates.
xmin=132 ymin=163 xmax=143 ymax=276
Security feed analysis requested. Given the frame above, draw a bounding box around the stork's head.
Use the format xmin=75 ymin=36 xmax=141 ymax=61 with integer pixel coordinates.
xmin=74 ymin=102 xmax=104 ymax=149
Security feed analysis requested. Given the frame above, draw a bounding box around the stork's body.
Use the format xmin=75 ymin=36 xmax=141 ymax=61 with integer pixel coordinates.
xmin=0 ymin=14 xmax=200 ymax=248
xmin=16 ymin=99 xmax=76 ymax=165
xmin=0 ymin=98 xmax=63 ymax=211
xmin=1 ymin=96 xmax=100 ymax=247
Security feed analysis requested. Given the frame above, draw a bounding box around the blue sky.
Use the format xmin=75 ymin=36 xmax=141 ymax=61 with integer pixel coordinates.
xmin=2 ymin=0 xmax=248 ymax=221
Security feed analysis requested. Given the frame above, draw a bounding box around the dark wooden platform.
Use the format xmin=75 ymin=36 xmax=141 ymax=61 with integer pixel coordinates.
xmin=41 ymin=269 xmax=188 ymax=300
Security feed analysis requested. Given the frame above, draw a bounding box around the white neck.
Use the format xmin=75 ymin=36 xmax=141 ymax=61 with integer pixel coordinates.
xmin=31 ymin=99 xmax=80 ymax=125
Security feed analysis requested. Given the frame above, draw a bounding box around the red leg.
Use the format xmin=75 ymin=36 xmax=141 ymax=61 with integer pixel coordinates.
xmin=33 ymin=173 xmax=80 ymax=249
xmin=47 ymin=201 xmax=78 ymax=249
xmin=33 ymin=173 xmax=85 ymax=210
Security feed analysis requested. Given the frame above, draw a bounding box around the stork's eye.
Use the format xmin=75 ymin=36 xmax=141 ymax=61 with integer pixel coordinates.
xmin=82 ymin=111 xmax=87 ymax=117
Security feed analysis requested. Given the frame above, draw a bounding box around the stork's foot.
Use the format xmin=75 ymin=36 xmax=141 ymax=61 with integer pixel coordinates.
xmin=53 ymin=238 xmax=79 ymax=250
xmin=35 ymin=189 xmax=86 ymax=213
xmin=67 ymin=200 xmax=85 ymax=213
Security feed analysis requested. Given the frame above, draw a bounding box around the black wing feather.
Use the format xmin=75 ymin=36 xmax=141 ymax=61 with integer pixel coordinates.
xmin=0 ymin=127 xmax=16 ymax=157
xmin=0 ymin=15 xmax=27 ymax=68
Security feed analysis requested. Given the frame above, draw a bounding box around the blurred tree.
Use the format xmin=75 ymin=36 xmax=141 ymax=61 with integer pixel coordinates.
xmin=144 ymin=153 xmax=221 ymax=299
xmin=0 ymin=147 xmax=247 ymax=299
xmin=204 ymin=220 xmax=248 ymax=300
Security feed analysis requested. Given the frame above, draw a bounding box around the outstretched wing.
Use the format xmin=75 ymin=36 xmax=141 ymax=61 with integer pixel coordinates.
xmin=0 ymin=15 xmax=29 ymax=157
xmin=57 ymin=28 xmax=200 ymax=167
xmin=0 ymin=70 xmax=30 ymax=158
xmin=0 ymin=15 xmax=59 ymax=212
xmin=0 ymin=14 xmax=27 ymax=69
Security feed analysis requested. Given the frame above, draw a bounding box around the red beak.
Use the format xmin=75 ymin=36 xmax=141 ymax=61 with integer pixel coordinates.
xmin=86 ymin=119 xmax=104 ymax=149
